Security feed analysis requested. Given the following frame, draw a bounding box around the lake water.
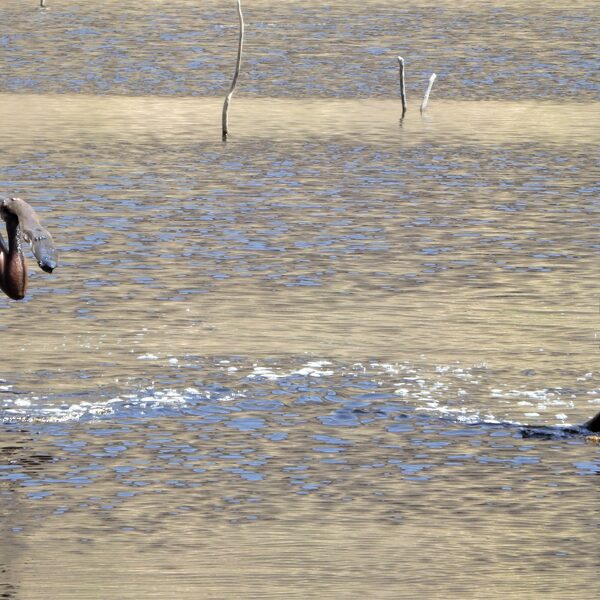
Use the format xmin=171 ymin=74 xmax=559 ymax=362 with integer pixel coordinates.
xmin=1 ymin=1 xmax=599 ymax=598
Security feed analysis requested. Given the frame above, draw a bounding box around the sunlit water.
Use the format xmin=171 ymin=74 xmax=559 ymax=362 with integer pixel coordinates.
xmin=1 ymin=1 xmax=599 ymax=598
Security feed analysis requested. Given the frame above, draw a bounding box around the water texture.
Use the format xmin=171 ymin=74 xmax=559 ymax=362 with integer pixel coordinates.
xmin=1 ymin=0 xmax=598 ymax=100
xmin=1 ymin=1 xmax=599 ymax=598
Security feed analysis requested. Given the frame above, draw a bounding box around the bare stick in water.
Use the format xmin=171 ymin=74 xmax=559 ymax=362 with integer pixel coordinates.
xmin=397 ymin=56 xmax=407 ymax=116
xmin=40 ymin=0 xmax=46 ymax=8
xmin=222 ymin=0 xmax=245 ymax=141
xmin=420 ymin=73 xmax=437 ymax=113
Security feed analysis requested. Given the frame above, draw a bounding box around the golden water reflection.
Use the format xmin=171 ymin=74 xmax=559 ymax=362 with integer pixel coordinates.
xmin=1 ymin=94 xmax=598 ymax=402
xmin=1 ymin=94 xmax=598 ymax=147
xmin=0 ymin=80 xmax=598 ymax=600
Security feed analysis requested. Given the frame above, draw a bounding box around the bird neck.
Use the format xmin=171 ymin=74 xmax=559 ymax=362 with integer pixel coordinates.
xmin=5 ymin=218 xmax=23 ymax=257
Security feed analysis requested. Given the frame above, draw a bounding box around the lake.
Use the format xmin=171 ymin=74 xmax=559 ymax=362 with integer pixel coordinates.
xmin=1 ymin=1 xmax=599 ymax=598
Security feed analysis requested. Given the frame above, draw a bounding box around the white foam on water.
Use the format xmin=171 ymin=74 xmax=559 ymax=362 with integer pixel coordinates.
xmin=306 ymin=360 xmax=332 ymax=368
xmin=487 ymin=387 xmax=579 ymax=419
xmin=248 ymin=366 xmax=281 ymax=380
xmin=295 ymin=366 xmax=335 ymax=377
xmin=248 ymin=361 xmax=335 ymax=380
xmin=370 ymin=362 xmax=411 ymax=375
xmin=1 ymin=359 xmax=595 ymax=434
xmin=2 ymin=387 xmax=201 ymax=423
xmin=383 ymin=362 xmax=593 ymax=430
xmin=418 ymin=403 xmax=508 ymax=427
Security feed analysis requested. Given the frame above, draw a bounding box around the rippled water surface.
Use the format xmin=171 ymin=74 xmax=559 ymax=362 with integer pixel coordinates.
xmin=1 ymin=1 xmax=599 ymax=598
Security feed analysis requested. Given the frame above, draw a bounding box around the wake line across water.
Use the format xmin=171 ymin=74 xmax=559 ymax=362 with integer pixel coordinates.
xmin=1 ymin=360 xmax=597 ymax=442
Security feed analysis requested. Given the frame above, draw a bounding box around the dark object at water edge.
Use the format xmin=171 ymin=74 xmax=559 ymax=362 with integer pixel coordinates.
xmin=584 ymin=410 xmax=600 ymax=432
xmin=520 ymin=410 xmax=600 ymax=441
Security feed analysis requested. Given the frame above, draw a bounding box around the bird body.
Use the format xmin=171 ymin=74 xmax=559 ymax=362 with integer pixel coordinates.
xmin=0 ymin=197 xmax=57 ymax=300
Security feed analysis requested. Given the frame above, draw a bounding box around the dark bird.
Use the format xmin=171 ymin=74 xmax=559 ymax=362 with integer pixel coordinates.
xmin=0 ymin=197 xmax=57 ymax=300
xmin=584 ymin=410 xmax=600 ymax=433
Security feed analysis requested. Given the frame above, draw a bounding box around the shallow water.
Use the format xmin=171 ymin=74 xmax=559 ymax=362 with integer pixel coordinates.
xmin=1 ymin=1 xmax=599 ymax=599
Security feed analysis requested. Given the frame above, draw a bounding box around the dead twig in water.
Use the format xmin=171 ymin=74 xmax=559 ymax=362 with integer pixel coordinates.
xmin=397 ymin=56 xmax=407 ymax=116
xmin=420 ymin=73 xmax=436 ymax=113
xmin=40 ymin=0 xmax=46 ymax=8
xmin=222 ymin=0 xmax=245 ymax=141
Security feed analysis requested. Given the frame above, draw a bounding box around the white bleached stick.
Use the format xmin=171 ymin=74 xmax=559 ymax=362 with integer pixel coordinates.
xmin=222 ymin=0 xmax=245 ymax=140
xmin=420 ymin=73 xmax=437 ymax=113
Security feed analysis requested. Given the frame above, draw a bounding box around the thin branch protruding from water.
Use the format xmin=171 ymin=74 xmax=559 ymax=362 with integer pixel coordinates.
xmin=420 ymin=73 xmax=437 ymax=113
xmin=222 ymin=0 xmax=245 ymax=141
xmin=397 ymin=56 xmax=407 ymax=116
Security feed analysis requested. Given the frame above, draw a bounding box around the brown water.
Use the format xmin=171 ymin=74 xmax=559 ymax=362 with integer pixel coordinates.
xmin=1 ymin=1 xmax=599 ymax=599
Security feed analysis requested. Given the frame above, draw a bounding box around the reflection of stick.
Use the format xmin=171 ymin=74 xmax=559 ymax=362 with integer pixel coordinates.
xmin=222 ymin=0 xmax=245 ymax=141
xmin=420 ymin=73 xmax=436 ymax=113
xmin=397 ymin=56 xmax=407 ymax=115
